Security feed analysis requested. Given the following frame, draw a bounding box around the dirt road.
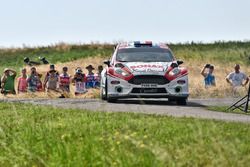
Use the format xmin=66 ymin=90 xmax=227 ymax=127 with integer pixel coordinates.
xmin=1 ymin=97 xmax=250 ymax=123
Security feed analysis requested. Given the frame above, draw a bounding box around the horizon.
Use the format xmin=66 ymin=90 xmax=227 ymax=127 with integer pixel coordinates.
xmin=1 ymin=39 xmax=250 ymax=49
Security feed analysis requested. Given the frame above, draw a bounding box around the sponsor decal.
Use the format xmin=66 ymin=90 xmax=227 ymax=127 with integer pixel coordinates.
xmin=129 ymin=64 xmax=165 ymax=72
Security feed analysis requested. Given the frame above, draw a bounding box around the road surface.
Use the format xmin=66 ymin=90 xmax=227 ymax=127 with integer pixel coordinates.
xmin=1 ymin=97 xmax=250 ymax=123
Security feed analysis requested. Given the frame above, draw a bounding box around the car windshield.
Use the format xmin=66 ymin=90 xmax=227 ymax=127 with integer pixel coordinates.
xmin=116 ymin=47 xmax=174 ymax=62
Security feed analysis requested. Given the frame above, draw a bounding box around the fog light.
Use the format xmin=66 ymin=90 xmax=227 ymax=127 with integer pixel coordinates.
xmin=175 ymin=87 xmax=181 ymax=93
xmin=111 ymin=80 xmax=120 ymax=85
xmin=116 ymin=87 xmax=122 ymax=93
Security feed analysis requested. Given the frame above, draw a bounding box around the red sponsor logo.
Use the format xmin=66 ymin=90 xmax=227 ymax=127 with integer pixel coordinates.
xmin=130 ymin=65 xmax=163 ymax=69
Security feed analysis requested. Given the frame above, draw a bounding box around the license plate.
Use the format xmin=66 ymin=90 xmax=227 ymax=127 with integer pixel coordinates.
xmin=141 ymin=84 xmax=158 ymax=88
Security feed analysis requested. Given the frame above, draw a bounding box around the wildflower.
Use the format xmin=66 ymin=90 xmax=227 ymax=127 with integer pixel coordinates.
xmin=124 ymin=135 xmax=129 ymax=140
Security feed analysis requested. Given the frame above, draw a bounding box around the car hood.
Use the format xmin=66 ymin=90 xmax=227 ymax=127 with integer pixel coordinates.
xmin=123 ymin=62 xmax=172 ymax=75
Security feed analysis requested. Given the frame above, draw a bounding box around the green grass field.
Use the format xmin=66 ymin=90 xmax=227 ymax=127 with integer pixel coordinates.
xmin=1 ymin=41 xmax=250 ymax=72
xmin=0 ymin=102 xmax=250 ymax=167
xmin=207 ymin=106 xmax=250 ymax=115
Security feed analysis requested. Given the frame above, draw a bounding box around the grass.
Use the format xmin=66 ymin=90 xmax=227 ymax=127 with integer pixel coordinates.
xmin=1 ymin=102 xmax=250 ymax=166
xmin=0 ymin=43 xmax=114 ymax=72
xmin=207 ymin=105 xmax=250 ymax=115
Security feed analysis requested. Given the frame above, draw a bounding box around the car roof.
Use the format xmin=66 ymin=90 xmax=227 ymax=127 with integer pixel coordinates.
xmin=117 ymin=41 xmax=169 ymax=50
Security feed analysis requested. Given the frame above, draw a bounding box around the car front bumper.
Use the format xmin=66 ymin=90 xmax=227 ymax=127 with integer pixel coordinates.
xmin=105 ymin=74 xmax=189 ymax=99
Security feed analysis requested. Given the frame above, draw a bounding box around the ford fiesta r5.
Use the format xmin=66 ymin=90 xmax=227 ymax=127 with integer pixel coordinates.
xmin=100 ymin=41 xmax=189 ymax=105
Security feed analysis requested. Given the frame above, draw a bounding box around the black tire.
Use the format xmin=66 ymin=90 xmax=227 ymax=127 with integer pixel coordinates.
xmin=176 ymin=98 xmax=187 ymax=105
xmin=107 ymin=97 xmax=117 ymax=103
xmin=168 ymin=98 xmax=175 ymax=102
xmin=100 ymin=78 xmax=107 ymax=100
xmin=105 ymin=78 xmax=118 ymax=103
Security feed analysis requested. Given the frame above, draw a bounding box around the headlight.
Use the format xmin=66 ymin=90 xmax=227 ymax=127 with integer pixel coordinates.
xmin=168 ymin=68 xmax=181 ymax=76
xmin=114 ymin=68 xmax=131 ymax=77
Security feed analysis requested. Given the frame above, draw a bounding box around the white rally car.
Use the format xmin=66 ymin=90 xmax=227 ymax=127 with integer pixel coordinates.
xmin=100 ymin=41 xmax=189 ymax=105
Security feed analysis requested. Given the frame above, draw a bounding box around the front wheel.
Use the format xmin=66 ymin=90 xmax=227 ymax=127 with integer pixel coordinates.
xmin=104 ymin=77 xmax=117 ymax=103
xmin=176 ymin=98 xmax=187 ymax=105
xmin=100 ymin=79 xmax=107 ymax=100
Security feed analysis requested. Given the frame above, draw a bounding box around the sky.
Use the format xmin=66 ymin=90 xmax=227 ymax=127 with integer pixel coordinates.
xmin=0 ymin=0 xmax=250 ymax=47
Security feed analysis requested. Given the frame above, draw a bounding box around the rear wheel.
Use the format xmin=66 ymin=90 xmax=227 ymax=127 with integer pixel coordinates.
xmin=176 ymin=98 xmax=187 ymax=105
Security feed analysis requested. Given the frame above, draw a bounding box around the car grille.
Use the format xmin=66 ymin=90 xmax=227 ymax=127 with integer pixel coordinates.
xmin=128 ymin=75 xmax=169 ymax=85
xmin=131 ymin=88 xmax=167 ymax=94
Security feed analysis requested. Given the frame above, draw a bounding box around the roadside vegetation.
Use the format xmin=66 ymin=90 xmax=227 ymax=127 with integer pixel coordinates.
xmin=1 ymin=41 xmax=250 ymax=71
xmin=1 ymin=41 xmax=250 ymax=98
xmin=0 ymin=102 xmax=250 ymax=166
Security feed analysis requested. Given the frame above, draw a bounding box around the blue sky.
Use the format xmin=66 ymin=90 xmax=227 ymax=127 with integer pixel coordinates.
xmin=0 ymin=0 xmax=250 ymax=47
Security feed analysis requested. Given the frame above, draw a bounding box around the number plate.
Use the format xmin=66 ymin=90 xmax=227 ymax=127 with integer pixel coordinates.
xmin=141 ymin=84 xmax=158 ymax=88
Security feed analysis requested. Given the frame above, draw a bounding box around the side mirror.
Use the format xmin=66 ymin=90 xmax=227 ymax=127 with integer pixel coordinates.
xmin=104 ymin=60 xmax=111 ymax=67
xmin=177 ymin=60 xmax=184 ymax=65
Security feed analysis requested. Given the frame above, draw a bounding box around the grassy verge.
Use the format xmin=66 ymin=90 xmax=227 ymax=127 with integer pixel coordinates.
xmin=207 ymin=106 xmax=250 ymax=115
xmin=0 ymin=102 xmax=250 ymax=166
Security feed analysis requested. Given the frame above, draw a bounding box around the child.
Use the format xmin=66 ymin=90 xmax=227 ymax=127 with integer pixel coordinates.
xmin=72 ymin=67 xmax=86 ymax=95
xmin=17 ymin=68 xmax=28 ymax=93
xmin=27 ymin=67 xmax=42 ymax=92
xmin=44 ymin=69 xmax=59 ymax=92
xmin=94 ymin=65 xmax=103 ymax=88
xmin=85 ymin=65 xmax=96 ymax=89
xmin=1 ymin=68 xmax=17 ymax=95
xmin=59 ymin=67 xmax=71 ymax=98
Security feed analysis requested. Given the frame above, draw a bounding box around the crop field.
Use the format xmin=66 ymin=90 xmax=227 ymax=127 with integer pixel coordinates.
xmin=0 ymin=102 xmax=250 ymax=167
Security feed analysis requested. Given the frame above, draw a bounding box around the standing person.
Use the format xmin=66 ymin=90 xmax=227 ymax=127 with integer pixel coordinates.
xmin=226 ymin=64 xmax=249 ymax=87
xmin=59 ymin=67 xmax=71 ymax=98
xmin=44 ymin=64 xmax=59 ymax=92
xmin=72 ymin=67 xmax=86 ymax=95
xmin=94 ymin=65 xmax=103 ymax=88
xmin=85 ymin=65 xmax=96 ymax=89
xmin=1 ymin=68 xmax=17 ymax=95
xmin=27 ymin=67 xmax=42 ymax=92
xmin=44 ymin=64 xmax=59 ymax=87
xmin=17 ymin=68 xmax=28 ymax=93
xmin=44 ymin=69 xmax=59 ymax=92
xmin=200 ymin=64 xmax=216 ymax=88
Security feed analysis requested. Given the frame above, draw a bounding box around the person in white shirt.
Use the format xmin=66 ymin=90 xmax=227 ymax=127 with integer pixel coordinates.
xmin=226 ymin=64 xmax=249 ymax=87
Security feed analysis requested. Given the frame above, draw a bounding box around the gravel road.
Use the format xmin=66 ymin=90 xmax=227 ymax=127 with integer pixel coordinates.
xmin=1 ymin=97 xmax=250 ymax=123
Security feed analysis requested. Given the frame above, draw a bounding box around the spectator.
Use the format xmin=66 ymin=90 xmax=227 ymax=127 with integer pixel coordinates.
xmin=226 ymin=64 xmax=249 ymax=87
xmin=27 ymin=67 xmax=42 ymax=92
xmin=200 ymin=64 xmax=216 ymax=88
xmin=1 ymin=68 xmax=17 ymax=95
xmin=59 ymin=66 xmax=71 ymax=98
xmin=44 ymin=69 xmax=59 ymax=92
xmin=86 ymin=65 xmax=96 ymax=88
xmin=44 ymin=64 xmax=59 ymax=87
xmin=72 ymin=67 xmax=86 ymax=95
xmin=17 ymin=68 xmax=28 ymax=93
xmin=94 ymin=65 xmax=103 ymax=87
